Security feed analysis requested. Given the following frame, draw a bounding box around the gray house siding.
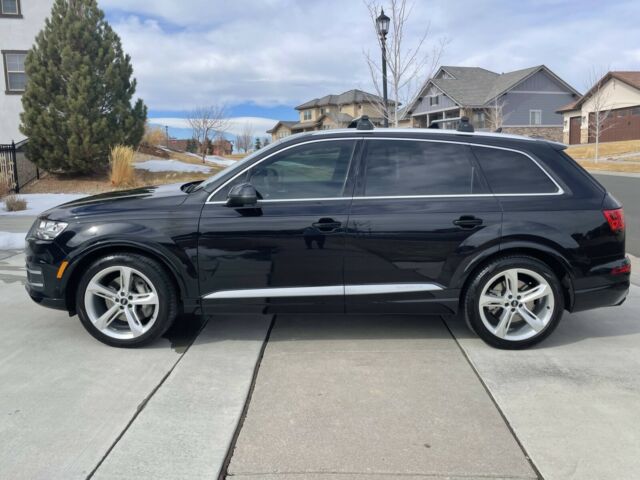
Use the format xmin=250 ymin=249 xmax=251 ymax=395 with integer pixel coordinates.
xmin=412 ymin=86 xmax=457 ymax=115
xmin=511 ymin=70 xmax=568 ymax=92
xmin=502 ymin=91 xmax=575 ymax=126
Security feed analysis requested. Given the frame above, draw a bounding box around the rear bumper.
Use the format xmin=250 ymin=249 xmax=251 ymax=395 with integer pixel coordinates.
xmin=570 ymin=256 xmax=630 ymax=312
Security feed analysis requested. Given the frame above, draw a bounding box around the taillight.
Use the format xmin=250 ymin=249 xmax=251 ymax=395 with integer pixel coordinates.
xmin=603 ymin=208 xmax=625 ymax=233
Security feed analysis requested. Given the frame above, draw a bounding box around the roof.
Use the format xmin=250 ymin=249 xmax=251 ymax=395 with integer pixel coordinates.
xmin=558 ymin=71 xmax=640 ymax=112
xmin=266 ymin=120 xmax=297 ymax=133
xmin=295 ymin=89 xmax=389 ymax=110
xmin=405 ymin=65 xmax=579 ymax=116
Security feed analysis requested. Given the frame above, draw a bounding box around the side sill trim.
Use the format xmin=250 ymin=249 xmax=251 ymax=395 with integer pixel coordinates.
xmin=203 ymin=283 xmax=443 ymax=299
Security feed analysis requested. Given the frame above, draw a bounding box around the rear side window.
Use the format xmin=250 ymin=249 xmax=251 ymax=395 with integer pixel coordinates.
xmin=472 ymin=146 xmax=559 ymax=194
xmin=363 ymin=140 xmax=486 ymax=196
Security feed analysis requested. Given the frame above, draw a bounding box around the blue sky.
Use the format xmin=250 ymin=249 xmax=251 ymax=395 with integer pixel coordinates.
xmin=100 ymin=0 xmax=640 ymax=139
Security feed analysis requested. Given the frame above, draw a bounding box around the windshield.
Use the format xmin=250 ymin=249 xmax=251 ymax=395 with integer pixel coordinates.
xmin=192 ymin=133 xmax=309 ymax=192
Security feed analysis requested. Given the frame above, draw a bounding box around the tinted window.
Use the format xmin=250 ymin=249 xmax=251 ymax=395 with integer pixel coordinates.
xmin=472 ymin=147 xmax=558 ymax=194
xmin=363 ymin=140 xmax=486 ymax=196
xmin=215 ymin=140 xmax=355 ymax=201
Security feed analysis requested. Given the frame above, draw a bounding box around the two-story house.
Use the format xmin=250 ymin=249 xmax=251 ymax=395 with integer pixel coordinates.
xmin=1 ymin=0 xmax=52 ymax=144
xmin=400 ymin=65 xmax=580 ymax=141
xmin=267 ymin=89 xmax=388 ymax=141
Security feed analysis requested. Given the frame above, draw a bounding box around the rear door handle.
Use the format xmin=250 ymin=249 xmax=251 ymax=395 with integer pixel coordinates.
xmin=312 ymin=218 xmax=342 ymax=231
xmin=453 ymin=216 xmax=483 ymax=229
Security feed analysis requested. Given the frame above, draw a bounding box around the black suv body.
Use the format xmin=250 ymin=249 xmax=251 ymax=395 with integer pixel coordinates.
xmin=25 ymin=128 xmax=630 ymax=348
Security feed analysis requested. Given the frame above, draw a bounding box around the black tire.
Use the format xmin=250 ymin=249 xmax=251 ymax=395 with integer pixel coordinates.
xmin=463 ymin=255 xmax=564 ymax=349
xmin=76 ymin=253 xmax=178 ymax=348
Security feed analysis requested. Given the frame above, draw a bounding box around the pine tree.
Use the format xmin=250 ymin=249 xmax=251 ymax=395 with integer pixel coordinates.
xmin=254 ymin=137 xmax=262 ymax=150
xmin=20 ymin=0 xmax=147 ymax=173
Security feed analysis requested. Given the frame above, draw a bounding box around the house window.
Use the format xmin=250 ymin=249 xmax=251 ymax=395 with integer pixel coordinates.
xmin=429 ymin=96 xmax=439 ymax=107
xmin=0 ymin=0 xmax=21 ymax=16
xmin=473 ymin=111 xmax=485 ymax=129
xmin=320 ymin=108 xmax=325 ymax=115
xmin=303 ymin=110 xmax=312 ymax=121
xmin=529 ymin=109 xmax=542 ymax=125
xmin=2 ymin=51 xmax=28 ymax=93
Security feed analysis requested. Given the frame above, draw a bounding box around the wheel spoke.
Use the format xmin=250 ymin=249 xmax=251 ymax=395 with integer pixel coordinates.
xmin=520 ymin=283 xmax=548 ymax=303
xmin=119 ymin=267 xmax=133 ymax=294
xmin=93 ymin=304 xmax=120 ymax=330
xmin=479 ymin=293 xmax=505 ymax=309
xmin=130 ymin=292 xmax=157 ymax=306
xmin=124 ymin=307 xmax=145 ymax=337
xmin=494 ymin=308 xmax=515 ymax=338
xmin=518 ymin=305 xmax=545 ymax=332
xmin=87 ymin=281 xmax=117 ymax=301
xmin=504 ymin=269 xmax=519 ymax=295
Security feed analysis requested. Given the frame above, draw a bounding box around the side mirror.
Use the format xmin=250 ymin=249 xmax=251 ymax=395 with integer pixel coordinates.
xmin=226 ymin=183 xmax=259 ymax=208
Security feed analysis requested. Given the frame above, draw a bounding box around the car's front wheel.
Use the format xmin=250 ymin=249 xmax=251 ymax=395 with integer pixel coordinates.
xmin=464 ymin=255 xmax=564 ymax=349
xmin=76 ymin=253 xmax=177 ymax=347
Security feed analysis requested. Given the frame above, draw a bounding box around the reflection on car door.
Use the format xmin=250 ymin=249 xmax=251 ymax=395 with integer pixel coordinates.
xmin=345 ymin=138 xmax=503 ymax=314
xmin=198 ymin=138 xmax=360 ymax=314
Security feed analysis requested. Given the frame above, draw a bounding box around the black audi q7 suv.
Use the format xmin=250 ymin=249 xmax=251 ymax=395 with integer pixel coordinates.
xmin=25 ymin=125 xmax=630 ymax=349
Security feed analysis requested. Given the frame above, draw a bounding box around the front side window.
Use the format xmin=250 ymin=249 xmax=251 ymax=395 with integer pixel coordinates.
xmin=472 ymin=146 xmax=558 ymax=194
xmin=0 ymin=0 xmax=20 ymax=15
xmin=2 ymin=51 xmax=27 ymax=92
xmin=363 ymin=140 xmax=486 ymax=196
xmin=529 ymin=109 xmax=542 ymax=125
xmin=213 ymin=140 xmax=356 ymax=201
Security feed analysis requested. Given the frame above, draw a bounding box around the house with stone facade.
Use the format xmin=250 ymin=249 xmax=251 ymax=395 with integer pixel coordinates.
xmin=400 ymin=65 xmax=580 ymax=141
xmin=557 ymin=71 xmax=640 ymax=145
xmin=267 ymin=89 xmax=389 ymax=142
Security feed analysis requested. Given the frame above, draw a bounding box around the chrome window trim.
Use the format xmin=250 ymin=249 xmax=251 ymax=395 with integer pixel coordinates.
xmin=205 ymin=137 xmax=362 ymax=204
xmin=205 ymin=136 xmax=564 ymax=205
xmin=203 ymin=283 xmax=443 ymax=299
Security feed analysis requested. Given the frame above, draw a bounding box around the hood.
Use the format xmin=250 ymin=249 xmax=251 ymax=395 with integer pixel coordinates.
xmin=44 ymin=183 xmax=190 ymax=221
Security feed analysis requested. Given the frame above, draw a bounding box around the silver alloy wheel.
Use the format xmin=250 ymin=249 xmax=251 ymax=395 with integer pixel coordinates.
xmin=478 ymin=267 xmax=555 ymax=341
xmin=84 ymin=266 xmax=160 ymax=340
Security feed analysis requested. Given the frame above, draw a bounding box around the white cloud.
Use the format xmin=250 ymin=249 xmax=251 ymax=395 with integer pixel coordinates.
xmin=149 ymin=116 xmax=279 ymax=137
xmin=100 ymin=0 xmax=640 ymax=110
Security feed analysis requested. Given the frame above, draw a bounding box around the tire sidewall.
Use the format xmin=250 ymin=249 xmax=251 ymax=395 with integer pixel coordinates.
xmin=465 ymin=256 xmax=564 ymax=349
xmin=76 ymin=254 xmax=176 ymax=348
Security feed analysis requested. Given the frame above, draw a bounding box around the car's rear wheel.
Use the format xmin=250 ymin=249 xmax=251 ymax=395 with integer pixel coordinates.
xmin=76 ymin=253 xmax=177 ymax=347
xmin=464 ymin=256 xmax=564 ymax=349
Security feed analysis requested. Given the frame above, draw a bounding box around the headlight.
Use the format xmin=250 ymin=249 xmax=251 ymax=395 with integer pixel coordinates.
xmin=34 ymin=219 xmax=68 ymax=240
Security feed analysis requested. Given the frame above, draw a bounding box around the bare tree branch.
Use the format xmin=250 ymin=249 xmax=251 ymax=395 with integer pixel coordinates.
xmin=187 ymin=105 xmax=230 ymax=162
xmin=484 ymin=96 xmax=509 ymax=131
xmin=585 ymin=66 xmax=613 ymax=163
xmin=236 ymin=123 xmax=254 ymax=153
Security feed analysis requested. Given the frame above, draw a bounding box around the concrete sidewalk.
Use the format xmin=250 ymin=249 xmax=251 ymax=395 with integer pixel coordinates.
xmin=227 ymin=315 xmax=537 ymax=480
xmin=446 ymin=286 xmax=640 ymax=480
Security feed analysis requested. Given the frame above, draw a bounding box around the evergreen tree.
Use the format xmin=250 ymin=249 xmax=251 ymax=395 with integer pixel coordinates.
xmin=254 ymin=137 xmax=262 ymax=150
xmin=20 ymin=0 xmax=147 ymax=173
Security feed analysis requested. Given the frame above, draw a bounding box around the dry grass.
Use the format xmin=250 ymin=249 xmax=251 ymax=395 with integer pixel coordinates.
xmin=576 ymin=159 xmax=640 ymax=173
xmin=142 ymin=124 xmax=166 ymax=147
xmin=4 ymin=195 xmax=27 ymax=211
xmin=566 ymin=140 xmax=640 ymax=160
xmin=110 ymin=145 xmax=136 ymax=187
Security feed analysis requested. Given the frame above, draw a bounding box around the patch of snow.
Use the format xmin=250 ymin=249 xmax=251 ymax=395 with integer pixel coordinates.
xmin=1 ymin=194 xmax=86 ymax=216
xmin=0 ymin=232 xmax=26 ymax=250
xmin=205 ymin=156 xmax=237 ymax=167
xmin=184 ymin=152 xmax=203 ymax=159
xmin=134 ymin=159 xmax=212 ymax=173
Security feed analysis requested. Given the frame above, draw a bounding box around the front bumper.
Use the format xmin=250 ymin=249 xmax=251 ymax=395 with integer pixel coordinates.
xmin=24 ymin=235 xmax=71 ymax=313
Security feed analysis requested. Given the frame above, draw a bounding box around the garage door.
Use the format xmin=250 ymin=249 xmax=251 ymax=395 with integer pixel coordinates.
xmin=589 ymin=106 xmax=640 ymax=143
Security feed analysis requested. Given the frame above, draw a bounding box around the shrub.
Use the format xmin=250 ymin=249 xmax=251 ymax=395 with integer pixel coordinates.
xmin=4 ymin=195 xmax=28 ymax=212
xmin=142 ymin=124 xmax=166 ymax=147
xmin=110 ymin=145 xmax=135 ymax=187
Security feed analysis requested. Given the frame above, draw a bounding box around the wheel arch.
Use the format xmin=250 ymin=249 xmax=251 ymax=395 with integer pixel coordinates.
xmin=63 ymin=242 xmax=190 ymax=315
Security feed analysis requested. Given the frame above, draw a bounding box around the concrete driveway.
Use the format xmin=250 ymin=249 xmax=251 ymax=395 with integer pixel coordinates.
xmin=1 ymin=246 xmax=639 ymax=479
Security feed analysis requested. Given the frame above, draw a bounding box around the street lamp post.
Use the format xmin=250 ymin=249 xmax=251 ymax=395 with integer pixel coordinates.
xmin=165 ymin=125 xmax=169 ymax=148
xmin=376 ymin=8 xmax=390 ymax=128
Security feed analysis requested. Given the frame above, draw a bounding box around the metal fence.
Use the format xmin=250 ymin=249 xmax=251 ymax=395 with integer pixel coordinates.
xmin=0 ymin=141 xmax=39 ymax=193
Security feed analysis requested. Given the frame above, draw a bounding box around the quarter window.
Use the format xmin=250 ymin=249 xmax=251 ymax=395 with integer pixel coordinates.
xmin=1 ymin=0 xmax=20 ymax=15
xmin=363 ymin=140 xmax=486 ymax=196
xmin=472 ymin=147 xmax=558 ymax=194
xmin=529 ymin=109 xmax=542 ymax=125
xmin=3 ymin=51 xmax=27 ymax=92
